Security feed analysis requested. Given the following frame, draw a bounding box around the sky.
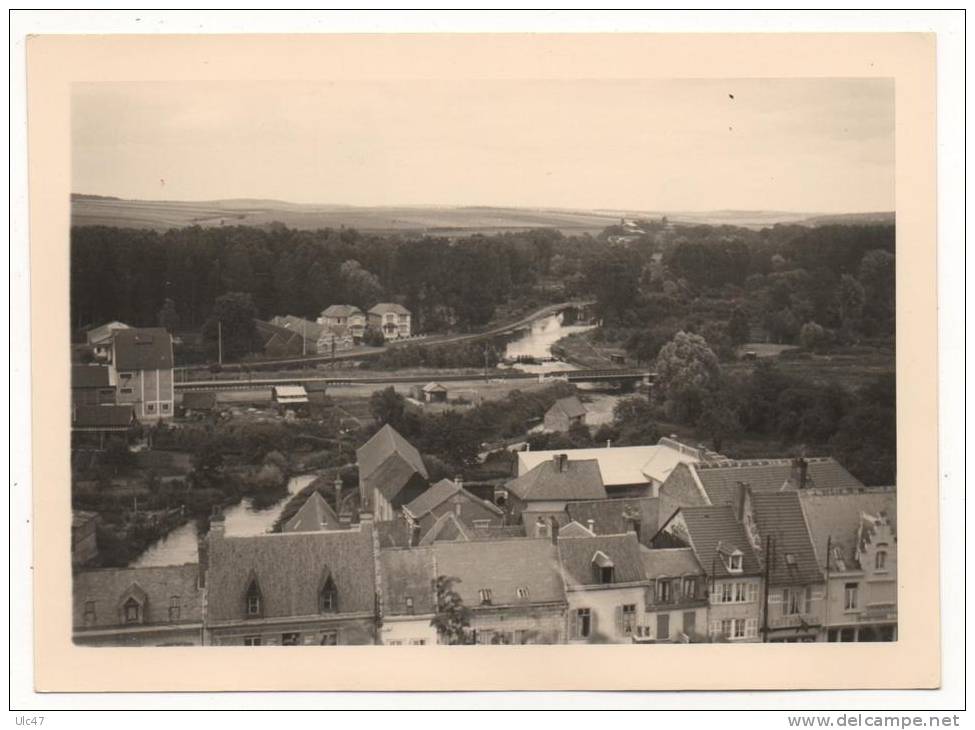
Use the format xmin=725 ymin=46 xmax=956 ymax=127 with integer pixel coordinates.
xmin=72 ymin=78 xmax=894 ymax=213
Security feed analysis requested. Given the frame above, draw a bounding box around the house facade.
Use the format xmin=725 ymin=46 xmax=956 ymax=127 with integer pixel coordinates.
xmin=368 ymin=303 xmax=411 ymax=340
xmin=403 ymin=478 xmax=504 ymax=539
xmin=800 ymin=486 xmax=897 ymax=642
xmin=108 ymin=327 xmax=175 ymax=422
xmin=378 ymin=547 xmax=439 ymax=646
xmin=558 ymin=532 xmax=649 ymax=644
xmin=639 ymin=546 xmax=710 ymax=642
xmin=432 ymin=539 xmax=567 ymax=644
xmin=72 ymin=563 xmax=204 ymax=646
xmin=319 ymin=305 xmax=367 ymax=343
xmin=71 ymin=365 xmax=117 ymax=408
xmin=505 ymin=454 xmax=607 ymax=526
xmin=204 ymin=519 xmax=378 ymax=646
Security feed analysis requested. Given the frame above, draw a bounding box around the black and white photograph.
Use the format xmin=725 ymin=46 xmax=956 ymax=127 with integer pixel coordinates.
xmin=67 ymin=75 xmax=900 ymax=650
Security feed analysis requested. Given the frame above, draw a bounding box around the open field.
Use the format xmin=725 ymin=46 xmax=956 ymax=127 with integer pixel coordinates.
xmin=71 ymin=195 xmax=885 ymax=234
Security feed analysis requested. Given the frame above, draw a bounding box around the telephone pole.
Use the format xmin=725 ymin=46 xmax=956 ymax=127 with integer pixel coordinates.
xmin=217 ymin=320 xmax=223 ymax=365
xmin=761 ymin=534 xmax=773 ymax=643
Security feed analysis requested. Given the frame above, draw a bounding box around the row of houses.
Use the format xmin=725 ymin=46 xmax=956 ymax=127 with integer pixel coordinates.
xmin=259 ymin=303 xmax=412 ymax=358
xmin=73 ymin=426 xmax=896 ymax=647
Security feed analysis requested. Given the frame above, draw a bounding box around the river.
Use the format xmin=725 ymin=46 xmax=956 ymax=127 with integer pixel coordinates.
xmin=130 ymin=474 xmax=317 ymax=567
xmin=502 ymin=311 xmax=596 ymax=373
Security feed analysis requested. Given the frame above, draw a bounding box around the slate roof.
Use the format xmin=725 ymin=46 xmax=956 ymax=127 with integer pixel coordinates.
xmin=369 ymin=302 xmax=410 ymax=315
xmin=749 ymin=491 xmax=824 ymax=586
xmin=518 ymin=440 xmax=702 ymax=487
xmin=255 ymin=319 xmax=306 ymax=353
xmin=799 ymin=487 xmax=897 ymax=572
xmin=86 ymin=320 xmax=130 ymax=345
xmin=403 ymin=479 xmax=503 ymax=521
xmin=379 ymin=548 xmax=437 ymax=617
xmin=418 ymin=512 xmax=472 ymax=545
xmin=692 ymin=457 xmax=863 ymax=507
xmin=676 ymin=505 xmax=763 ymax=578
xmin=557 ymin=532 xmax=646 ymax=588
xmin=566 ymin=497 xmax=659 ymax=537
xmin=549 ymin=396 xmax=586 ymax=419
xmin=73 ymin=563 xmax=202 ymax=629
xmin=639 ymin=546 xmax=704 ymax=580
xmin=72 ymin=364 xmax=111 ymax=389
xmin=206 ymin=526 xmax=376 ymax=621
xmin=322 ymin=304 xmax=363 ymax=318
xmin=72 ymin=404 xmax=135 ymax=429
xmin=432 ymin=539 xmax=565 ymax=607
xmin=181 ymin=391 xmax=216 ymax=410
xmin=283 ymin=491 xmax=342 ymax=533
xmin=507 ymin=458 xmax=606 ymax=502
xmin=113 ymin=327 xmax=174 ymax=370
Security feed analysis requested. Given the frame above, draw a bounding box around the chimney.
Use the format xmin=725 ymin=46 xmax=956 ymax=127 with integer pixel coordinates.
xmin=208 ymin=508 xmax=225 ymax=539
xmin=409 ymin=523 xmax=421 ymax=548
xmin=553 ymin=454 xmax=568 ymax=472
xmin=454 ymin=475 xmax=463 ymax=492
xmin=534 ymin=516 xmax=549 ymax=539
xmin=733 ymin=481 xmax=749 ymax=523
xmin=606 ymin=440 xmax=612 ymax=449
xmin=587 ymin=519 xmax=595 ymax=533
xmin=791 ymin=457 xmax=809 ymax=489
xmin=334 ymin=475 xmax=343 ymax=515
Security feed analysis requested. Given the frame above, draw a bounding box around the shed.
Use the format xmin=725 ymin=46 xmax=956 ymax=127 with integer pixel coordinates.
xmin=420 ymin=382 xmax=448 ymax=403
xmin=272 ymin=385 xmax=309 ymax=405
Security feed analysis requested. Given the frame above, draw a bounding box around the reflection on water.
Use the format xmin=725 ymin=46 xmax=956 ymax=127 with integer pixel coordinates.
xmin=130 ymin=474 xmax=316 ymax=567
xmin=503 ymin=312 xmax=595 ymax=373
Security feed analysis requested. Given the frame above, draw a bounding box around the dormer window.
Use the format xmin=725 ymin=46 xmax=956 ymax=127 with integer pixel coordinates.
xmin=592 ymin=551 xmax=615 ymax=584
xmin=727 ymin=551 xmax=743 ymax=573
xmin=320 ymin=575 xmax=338 ymax=613
xmin=123 ymin=597 xmax=141 ymax=624
xmin=875 ymin=546 xmax=888 ymax=571
xmin=404 ymin=596 xmax=414 ymax=615
xmin=245 ymin=578 xmax=262 ymax=617
xmin=516 ymin=587 xmax=529 ymax=599
xmin=479 ymin=589 xmax=493 ymax=605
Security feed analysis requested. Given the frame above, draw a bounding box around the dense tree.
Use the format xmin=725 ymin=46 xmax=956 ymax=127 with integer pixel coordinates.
xmin=157 ymin=298 xmax=180 ymax=333
xmin=431 ymin=575 xmax=471 ymax=645
xmin=369 ymin=387 xmax=407 ymax=429
xmin=727 ymin=306 xmax=750 ymax=345
xmin=653 ymin=332 xmax=721 ymax=422
xmin=202 ymin=292 xmax=259 ymax=361
xmin=799 ymin=321 xmax=829 ymax=352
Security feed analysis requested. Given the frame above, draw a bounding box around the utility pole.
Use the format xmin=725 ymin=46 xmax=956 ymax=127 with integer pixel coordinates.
xmin=302 ymin=320 xmax=306 ymax=357
xmin=823 ymin=535 xmax=832 ymax=639
xmin=761 ymin=534 xmax=773 ymax=643
xmin=217 ymin=320 xmax=223 ymax=366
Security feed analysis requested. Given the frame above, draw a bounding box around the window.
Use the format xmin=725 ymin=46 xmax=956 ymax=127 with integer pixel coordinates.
xmin=168 ymin=595 xmax=180 ymax=621
xmin=243 ymin=636 xmax=262 ymax=646
xmin=516 ymin=587 xmax=529 ymax=599
xmin=123 ymin=597 xmax=141 ymax=624
xmin=682 ymin=577 xmax=697 ymax=600
xmin=875 ymin=546 xmax=888 ymax=570
xmin=320 ymin=576 xmax=337 ymax=613
xmin=657 ymin=579 xmax=672 ymax=603
xmin=577 ymin=608 xmax=592 ymax=639
xmin=621 ymin=604 xmax=637 ymax=635
xmin=599 ymin=566 xmax=615 ymax=584
xmin=319 ymin=631 xmax=338 ymax=646
xmin=146 ymin=403 xmax=156 ymax=413
xmin=281 ymin=633 xmax=300 ymax=646
xmin=733 ymin=619 xmax=746 ymax=639
xmin=783 ymin=588 xmax=802 ymax=615
xmin=120 ymin=387 xmax=134 ymax=395
xmin=409 ymin=639 xmax=426 ymax=646
xmin=720 ymin=583 xmax=734 ymax=603
xmin=479 ymin=589 xmax=493 ymax=605
xmin=844 ymin=583 xmax=859 ymax=611
xmin=83 ymin=601 xmax=96 ymax=626
xmin=720 ymin=619 xmax=733 ymax=639
xmin=727 ymin=551 xmax=743 ymax=572
xmin=734 ymin=582 xmax=747 ymax=602
xmin=161 ymin=403 xmax=171 ymax=413
xmin=472 ymin=519 xmax=490 ymax=529
xmin=404 ymin=596 xmax=415 ymax=615
xmin=246 ymin=579 xmax=262 ymax=617
xmin=656 ymin=613 xmax=670 ymax=641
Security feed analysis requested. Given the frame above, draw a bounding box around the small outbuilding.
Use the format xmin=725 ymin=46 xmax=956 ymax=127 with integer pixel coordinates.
xmin=543 ymin=396 xmax=587 ymax=433
xmin=412 ymin=382 xmax=448 ymax=404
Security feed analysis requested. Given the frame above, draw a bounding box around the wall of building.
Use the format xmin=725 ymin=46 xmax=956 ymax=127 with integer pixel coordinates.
xmin=207 ymin=615 xmax=376 ymax=646
xmin=565 ymin=585 xmax=648 ymax=644
xmin=116 ymin=368 xmax=174 ymax=421
xmin=73 ymin=625 xmax=203 ymax=647
xmin=707 ymin=577 xmax=763 ymax=642
xmin=468 ymin=604 xmax=566 ymax=644
xmin=643 ymin=604 xmax=710 ymax=642
xmin=380 ymin=616 xmax=439 ymax=646
xmin=544 ymin=410 xmax=570 ymax=433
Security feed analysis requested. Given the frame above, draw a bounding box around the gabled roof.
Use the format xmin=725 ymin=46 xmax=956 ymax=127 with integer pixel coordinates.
xmin=322 ymin=304 xmax=363 ymax=318
xmin=181 ymin=391 xmax=216 ymax=410
xmin=749 ymin=491 xmax=824 ymax=586
xmin=270 ymin=315 xmax=325 ymax=340
xmin=692 ymin=457 xmax=863 ymax=507
xmin=283 ymin=491 xmax=342 ymax=533
xmin=357 ymin=424 xmax=428 ymax=482
xmin=86 ymin=321 xmax=130 ymax=345
xmin=566 ymin=497 xmax=659 ymax=537
xmin=432 ymin=539 xmax=565 ymax=607
xmin=113 ymin=327 xmax=174 ymax=370
xmin=379 ymin=547 xmax=437 ymax=616
xmin=639 ymin=546 xmax=704 ymax=580
xmin=676 ymin=505 xmax=763 ymax=578
xmin=422 ymin=382 xmax=448 ymax=393
xmin=548 ymin=396 xmax=586 ymax=419
xmin=469 ymin=525 xmax=527 ymax=540
xmin=72 ymin=404 xmax=135 ymax=429
xmin=73 ymin=563 xmax=201 ymax=629
xmin=369 ymin=302 xmax=410 ymax=315
xmin=418 ymin=512 xmax=472 ymax=545
xmin=272 ymin=385 xmax=308 ymax=402
xmin=559 ymin=521 xmax=596 ymax=538
xmin=799 ymin=487 xmax=896 ymax=573
xmin=507 ymin=458 xmax=606 ymax=502
xmin=72 ymin=364 xmax=111 ymax=389
xmin=403 ymin=479 xmax=503 ymax=521
xmin=557 ymin=532 xmax=645 ymax=588
xmin=207 ymin=526 xmax=376 ymax=621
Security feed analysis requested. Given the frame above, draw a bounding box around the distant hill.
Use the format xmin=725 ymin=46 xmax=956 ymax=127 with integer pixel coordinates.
xmin=801 ymin=211 xmax=895 ymax=226
xmin=70 ymin=194 xmax=892 ymax=235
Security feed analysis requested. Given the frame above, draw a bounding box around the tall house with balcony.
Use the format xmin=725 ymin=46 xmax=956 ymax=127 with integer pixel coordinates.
xmin=368 ymin=303 xmax=411 ymax=340
xmin=108 ymin=327 xmax=174 ymax=422
xmin=799 ymin=486 xmax=897 ymax=642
